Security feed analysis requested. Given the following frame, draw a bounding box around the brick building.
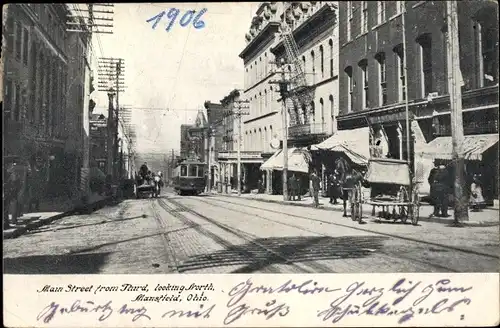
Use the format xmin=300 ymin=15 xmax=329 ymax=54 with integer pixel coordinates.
xmin=89 ymin=113 xmax=107 ymax=172
xmin=179 ymin=111 xmax=208 ymax=162
xmin=3 ymin=4 xmax=89 ymax=199
xmin=337 ymin=0 xmax=498 ymax=201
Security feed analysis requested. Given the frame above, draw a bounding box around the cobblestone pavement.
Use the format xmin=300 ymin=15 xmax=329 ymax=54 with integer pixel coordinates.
xmin=4 ymin=192 xmax=499 ymax=274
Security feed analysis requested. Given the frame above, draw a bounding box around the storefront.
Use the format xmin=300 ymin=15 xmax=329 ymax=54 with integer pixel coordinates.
xmin=417 ymin=133 xmax=499 ymax=205
xmin=260 ymin=148 xmax=311 ymax=195
xmin=217 ymin=151 xmax=264 ymax=193
xmin=311 ymin=127 xmax=370 ymax=195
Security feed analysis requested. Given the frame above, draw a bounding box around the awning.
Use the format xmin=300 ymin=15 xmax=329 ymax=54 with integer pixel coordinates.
xmin=418 ymin=134 xmax=498 ymax=161
xmin=260 ymin=148 xmax=310 ymax=173
xmin=310 ymin=127 xmax=370 ymax=165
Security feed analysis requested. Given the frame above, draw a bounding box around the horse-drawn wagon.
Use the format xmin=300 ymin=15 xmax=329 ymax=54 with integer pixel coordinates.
xmin=358 ymin=158 xmax=420 ymax=225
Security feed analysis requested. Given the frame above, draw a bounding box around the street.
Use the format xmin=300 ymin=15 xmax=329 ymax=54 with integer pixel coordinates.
xmin=4 ymin=189 xmax=499 ymax=274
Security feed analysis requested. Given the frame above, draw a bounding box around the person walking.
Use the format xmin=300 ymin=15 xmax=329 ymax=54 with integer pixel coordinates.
xmin=310 ymin=170 xmax=320 ymax=208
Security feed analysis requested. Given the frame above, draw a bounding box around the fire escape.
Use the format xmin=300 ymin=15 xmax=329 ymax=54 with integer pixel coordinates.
xmin=279 ymin=2 xmax=315 ymax=128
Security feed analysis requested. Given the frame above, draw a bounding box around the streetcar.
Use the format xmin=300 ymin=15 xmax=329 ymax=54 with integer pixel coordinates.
xmin=172 ymin=159 xmax=206 ymax=196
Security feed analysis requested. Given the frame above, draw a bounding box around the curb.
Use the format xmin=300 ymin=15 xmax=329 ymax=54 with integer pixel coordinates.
xmin=213 ymin=194 xmax=499 ymax=228
xmin=3 ymin=196 xmax=114 ymax=240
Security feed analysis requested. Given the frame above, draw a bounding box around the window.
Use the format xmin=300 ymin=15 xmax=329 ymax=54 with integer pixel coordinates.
xmin=320 ymin=98 xmax=324 ymax=128
xmin=311 ymin=50 xmax=315 ymax=84
xmin=396 ymin=1 xmax=404 ymax=14
xmin=180 ymin=165 xmax=188 ymax=176
xmin=417 ymin=33 xmax=433 ymax=97
xmin=14 ymin=83 xmax=21 ymax=121
xmin=197 ymin=165 xmax=204 ymax=177
xmin=259 ymin=128 xmax=262 ymax=150
xmin=320 ymin=45 xmax=324 ymax=78
xmin=377 ymin=1 xmax=386 ymax=24
xmin=310 ymin=101 xmax=315 ymax=123
xmin=345 ymin=66 xmax=353 ymax=112
xmin=347 ymin=1 xmax=352 ymax=41
xmin=189 ymin=164 xmax=198 ymax=177
xmin=329 ymin=39 xmax=334 ymax=77
xmin=475 ymin=9 xmax=499 ymax=87
xmin=6 ymin=16 xmax=14 ymax=52
xmin=259 ymin=92 xmax=262 ymax=115
xmin=394 ymin=44 xmax=406 ymax=101
xmin=259 ymin=57 xmax=262 ymax=79
xmin=264 ymin=89 xmax=268 ymax=111
xmin=5 ymin=80 xmax=13 ymax=118
xmin=375 ymin=52 xmax=387 ymax=106
xmin=245 ymin=68 xmax=248 ymax=88
xmin=302 ymin=55 xmax=306 ymax=71
xmin=361 ymin=1 xmax=368 ymax=34
xmin=329 ymin=95 xmax=335 ymax=132
xmin=15 ymin=23 xmax=22 ymax=59
xmin=359 ymin=60 xmax=369 ymax=109
xmin=264 ymin=52 xmax=268 ymax=76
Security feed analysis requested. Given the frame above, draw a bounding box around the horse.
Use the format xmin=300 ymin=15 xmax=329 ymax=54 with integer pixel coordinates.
xmin=334 ymin=156 xmax=366 ymax=220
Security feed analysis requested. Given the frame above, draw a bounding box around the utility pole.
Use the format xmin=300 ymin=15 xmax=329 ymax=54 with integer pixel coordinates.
xmin=98 ymin=57 xmax=125 ymax=181
xmin=206 ymin=126 xmax=212 ymax=193
xmin=446 ymin=0 xmax=468 ymax=223
xmin=105 ymin=90 xmax=115 ymax=177
xmin=233 ymin=98 xmax=250 ymax=196
xmin=269 ymin=59 xmax=293 ymax=201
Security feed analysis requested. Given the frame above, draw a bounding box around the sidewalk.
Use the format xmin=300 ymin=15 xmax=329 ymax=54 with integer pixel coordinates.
xmin=3 ymin=192 xmax=110 ymax=240
xmin=213 ymin=190 xmax=499 ymax=227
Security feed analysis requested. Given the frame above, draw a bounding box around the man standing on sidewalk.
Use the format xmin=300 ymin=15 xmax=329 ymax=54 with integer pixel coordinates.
xmin=310 ymin=170 xmax=320 ymax=208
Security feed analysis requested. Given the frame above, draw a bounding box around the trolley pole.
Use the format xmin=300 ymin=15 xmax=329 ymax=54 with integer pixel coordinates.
xmin=446 ymin=0 xmax=468 ymax=223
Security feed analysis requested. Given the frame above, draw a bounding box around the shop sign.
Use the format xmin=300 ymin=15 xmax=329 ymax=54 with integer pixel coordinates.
xmin=218 ymin=151 xmax=262 ymax=160
xmin=369 ymin=111 xmax=410 ymax=124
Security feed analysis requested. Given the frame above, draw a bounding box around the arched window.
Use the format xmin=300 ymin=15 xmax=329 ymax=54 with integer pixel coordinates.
xmin=417 ymin=33 xmax=433 ymax=97
xmin=319 ymin=45 xmax=324 ymax=78
xmin=345 ymin=66 xmax=353 ymax=112
xmin=311 ymin=50 xmax=315 ymax=84
xmin=302 ymin=55 xmax=306 ymax=71
xmin=310 ymin=101 xmax=315 ymax=123
xmin=264 ymin=52 xmax=268 ymax=76
xmin=474 ymin=7 xmax=499 ymax=87
xmin=270 ymin=125 xmax=273 ymax=141
xmin=358 ymin=59 xmax=368 ymax=109
xmin=259 ymin=91 xmax=262 ymax=115
xmin=393 ymin=44 xmax=406 ymax=101
xmin=319 ymin=98 xmax=324 ymax=130
xmin=329 ymin=95 xmax=335 ymax=132
xmin=264 ymin=89 xmax=268 ymax=111
xmin=264 ymin=127 xmax=268 ymax=151
xmin=375 ymin=52 xmax=387 ymax=106
xmin=329 ymin=39 xmax=334 ymax=77
xmin=259 ymin=56 xmax=262 ymax=79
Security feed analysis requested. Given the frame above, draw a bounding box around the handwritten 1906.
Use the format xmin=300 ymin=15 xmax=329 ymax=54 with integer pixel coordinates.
xmin=147 ymin=8 xmax=207 ymax=32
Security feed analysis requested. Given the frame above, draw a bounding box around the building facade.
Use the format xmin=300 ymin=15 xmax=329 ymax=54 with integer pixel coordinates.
xmin=240 ymin=2 xmax=339 ymax=194
xmin=3 ymin=4 xmax=89 ymax=200
xmin=89 ymin=113 xmax=107 ymax=172
xmin=270 ymin=1 xmax=339 ymax=148
xmin=178 ymin=111 xmax=208 ymax=162
xmin=338 ymin=0 xmax=498 ymax=201
xmin=204 ymin=101 xmax=225 ymax=190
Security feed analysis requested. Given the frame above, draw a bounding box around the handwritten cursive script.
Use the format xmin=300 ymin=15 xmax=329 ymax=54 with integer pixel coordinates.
xmin=228 ymin=278 xmax=341 ymax=308
xmin=224 ymin=299 xmax=290 ymax=325
xmin=317 ymin=278 xmax=473 ymax=324
xmin=36 ymin=300 xmax=151 ymax=323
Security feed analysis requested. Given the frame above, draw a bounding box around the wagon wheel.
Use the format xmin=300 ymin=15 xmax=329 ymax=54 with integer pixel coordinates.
xmin=410 ymin=189 xmax=420 ymax=225
xmin=398 ymin=187 xmax=410 ymax=223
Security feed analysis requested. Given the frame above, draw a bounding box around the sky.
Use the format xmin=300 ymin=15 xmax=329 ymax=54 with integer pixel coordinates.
xmin=88 ymin=2 xmax=260 ymax=154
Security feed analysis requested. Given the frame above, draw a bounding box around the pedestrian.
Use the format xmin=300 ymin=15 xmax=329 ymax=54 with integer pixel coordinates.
xmin=328 ymin=172 xmax=341 ymax=204
xmin=428 ymin=161 xmax=450 ymax=217
xmin=470 ymin=173 xmax=485 ymax=212
xmin=289 ymin=173 xmax=300 ymax=201
xmin=310 ymin=170 xmax=320 ymax=208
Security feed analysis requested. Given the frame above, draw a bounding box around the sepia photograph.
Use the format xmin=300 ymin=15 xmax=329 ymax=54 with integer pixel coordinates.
xmin=3 ymin=1 xmax=499 ymax=277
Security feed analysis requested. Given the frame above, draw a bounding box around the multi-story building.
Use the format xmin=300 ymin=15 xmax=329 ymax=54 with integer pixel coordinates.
xmin=204 ymin=101 xmax=225 ymax=190
xmin=89 ymin=113 xmax=108 ymax=172
xmin=270 ymin=2 xmax=339 ymax=147
xmin=337 ymin=1 xmax=498 ymax=202
xmin=179 ymin=111 xmax=208 ymax=162
xmin=3 ymin=4 xmax=89 ymax=200
xmin=240 ymin=2 xmax=339 ymax=194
